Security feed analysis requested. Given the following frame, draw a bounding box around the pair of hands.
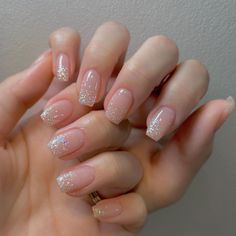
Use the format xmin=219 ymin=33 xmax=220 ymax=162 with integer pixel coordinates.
xmin=0 ymin=22 xmax=234 ymax=236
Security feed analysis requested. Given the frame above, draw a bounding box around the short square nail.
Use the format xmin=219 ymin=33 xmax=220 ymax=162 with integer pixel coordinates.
xmin=56 ymin=53 xmax=70 ymax=81
xmin=146 ymin=106 xmax=175 ymax=142
xmin=79 ymin=69 xmax=101 ymax=107
xmin=40 ymin=100 xmax=73 ymax=126
xmin=105 ymin=88 xmax=133 ymax=124
xmin=92 ymin=201 xmax=122 ymax=219
xmin=48 ymin=128 xmax=84 ymax=158
xmin=56 ymin=165 xmax=95 ymax=193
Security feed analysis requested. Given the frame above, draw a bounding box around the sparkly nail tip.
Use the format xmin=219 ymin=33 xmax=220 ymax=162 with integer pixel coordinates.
xmin=79 ymin=92 xmax=96 ymax=107
xmin=92 ymin=202 xmax=123 ymax=218
xmin=226 ymin=96 xmax=235 ymax=113
xmin=48 ymin=134 xmax=70 ymax=157
xmin=40 ymin=106 xmax=65 ymax=126
xmin=79 ymin=70 xmax=100 ymax=107
xmin=146 ymin=107 xmax=175 ymax=142
xmin=56 ymin=171 xmax=76 ymax=192
xmin=146 ymin=117 xmax=162 ymax=142
xmin=92 ymin=207 xmax=105 ymax=218
xmin=105 ymin=106 xmax=124 ymax=125
xmin=56 ymin=66 xmax=69 ymax=81
xmin=105 ymin=89 xmax=133 ymax=124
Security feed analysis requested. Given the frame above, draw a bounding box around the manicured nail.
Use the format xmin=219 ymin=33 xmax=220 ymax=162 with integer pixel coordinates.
xmin=92 ymin=201 xmax=122 ymax=219
xmin=56 ymin=165 xmax=95 ymax=193
xmin=105 ymin=88 xmax=133 ymax=124
xmin=48 ymin=129 xmax=84 ymax=158
xmin=146 ymin=106 xmax=175 ymax=142
xmin=214 ymin=96 xmax=235 ymax=131
xmin=225 ymin=96 xmax=235 ymax=114
xmin=79 ymin=69 xmax=101 ymax=107
xmin=56 ymin=53 xmax=70 ymax=81
xmin=40 ymin=100 xmax=73 ymax=126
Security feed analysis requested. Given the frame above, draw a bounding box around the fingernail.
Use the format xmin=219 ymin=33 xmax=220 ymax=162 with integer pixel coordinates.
xmin=31 ymin=49 xmax=51 ymax=66
xmin=215 ymin=96 xmax=235 ymax=131
xmin=92 ymin=201 xmax=122 ymax=219
xmin=79 ymin=69 xmax=101 ymax=107
xmin=225 ymin=96 xmax=235 ymax=114
xmin=105 ymin=88 xmax=133 ymax=124
xmin=146 ymin=106 xmax=175 ymax=142
xmin=56 ymin=53 xmax=70 ymax=81
xmin=56 ymin=165 xmax=95 ymax=193
xmin=40 ymin=100 xmax=73 ymax=126
xmin=48 ymin=129 xmax=84 ymax=158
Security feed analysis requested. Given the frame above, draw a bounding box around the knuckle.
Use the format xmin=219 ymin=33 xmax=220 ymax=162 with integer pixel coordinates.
xmin=101 ymin=21 xmax=130 ymax=38
xmin=124 ymin=60 xmax=148 ymax=79
xmin=157 ymin=179 xmax=184 ymax=206
xmin=185 ymin=59 xmax=209 ymax=78
xmin=146 ymin=35 xmax=179 ymax=58
xmin=185 ymin=59 xmax=210 ymax=90
xmin=103 ymin=152 xmax=122 ymax=176
xmin=85 ymin=42 xmax=115 ymax=61
xmin=89 ymin=110 xmax=107 ymax=127
xmin=49 ymin=27 xmax=80 ymax=44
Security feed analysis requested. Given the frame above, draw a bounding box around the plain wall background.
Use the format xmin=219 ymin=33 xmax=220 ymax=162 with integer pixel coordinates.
xmin=0 ymin=1 xmax=235 ymax=235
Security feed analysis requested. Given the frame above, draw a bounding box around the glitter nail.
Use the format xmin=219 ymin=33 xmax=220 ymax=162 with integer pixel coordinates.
xmin=48 ymin=134 xmax=70 ymax=156
xmin=56 ymin=171 xmax=75 ymax=192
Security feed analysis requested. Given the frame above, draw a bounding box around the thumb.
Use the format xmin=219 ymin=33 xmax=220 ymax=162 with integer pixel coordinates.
xmin=0 ymin=50 xmax=53 ymax=145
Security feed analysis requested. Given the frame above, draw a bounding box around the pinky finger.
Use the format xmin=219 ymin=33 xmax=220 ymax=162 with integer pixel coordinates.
xmin=92 ymin=193 xmax=147 ymax=233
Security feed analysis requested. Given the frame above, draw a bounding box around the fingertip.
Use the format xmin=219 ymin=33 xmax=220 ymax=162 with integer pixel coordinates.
xmin=49 ymin=27 xmax=81 ymax=82
xmin=225 ymin=96 xmax=235 ymax=114
xmin=92 ymin=193 xmax=147 ymax=233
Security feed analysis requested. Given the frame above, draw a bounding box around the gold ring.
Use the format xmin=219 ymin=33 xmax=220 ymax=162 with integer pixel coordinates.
xmin=88 ymin=191 xmax=102 ymax=205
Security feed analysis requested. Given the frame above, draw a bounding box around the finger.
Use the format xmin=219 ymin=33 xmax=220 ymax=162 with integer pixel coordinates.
xmin=49 ymin=27 xmax=80 ymax=82
xmin=47 ymin=111 xmax=131 ymax=160
xmin=140 ymin=97 xmax=234 ymax=211
xmin=56 ymin=151 xmax=142 ymax=198
xmin=92 ymin=193 xmax=147 ymax=233
xmin=77 ymin=21 xmax=130 ymax=106
xmin=104 ymin=35 xmax=178 ymax=124
xmin=0 ymin=50 xmax=53 ymax=144
xmin=146 ymin=60 xmax=210 ymax=142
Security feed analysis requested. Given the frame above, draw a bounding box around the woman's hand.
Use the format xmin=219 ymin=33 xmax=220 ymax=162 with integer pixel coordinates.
xmin=39 ymin=22 xmax=234 ymax=235
xmin=0 ymin=51 xmax=138 ymax=236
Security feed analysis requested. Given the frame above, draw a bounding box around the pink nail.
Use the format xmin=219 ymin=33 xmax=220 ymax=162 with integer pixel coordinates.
xmin=48 ymin=128 xmax=84 ymax=158
xmin=92 ymin=201 xmax=123 ymax=219
xmin=56 ymin=165 xmax=95 ymax=193
xmin=79 ymin=69 xmax=101 ymax=107
xmin=105 ymin=88 xmax=133 ymax=124
xmin=40 ymin=100 xmax=73 ymax=126
xmin=146 ymin=106 xmax=175 ymax=142
xmin=56 ymin=53 xmax=70 ymax=81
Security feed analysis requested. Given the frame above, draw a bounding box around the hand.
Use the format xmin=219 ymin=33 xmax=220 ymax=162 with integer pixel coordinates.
xmin=40 ymin=22 xmax=235 ymax=235
xmin=0 ymin=51 xmax=130 ymax=236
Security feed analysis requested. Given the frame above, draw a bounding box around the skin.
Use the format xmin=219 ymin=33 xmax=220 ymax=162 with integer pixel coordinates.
xmin=0 ymin=23 xmax=235 ymax=236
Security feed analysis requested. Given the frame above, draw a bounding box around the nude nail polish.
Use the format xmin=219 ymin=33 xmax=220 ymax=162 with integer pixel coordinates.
xmin=40 ymin=100 xmax=73 ymax=126
xmin=48 ymin=129 xmax=84 ymax=158
xmin=56 ymin=53 xmax=70 ymax=81
xmin=105 ymin=88 xmax=133 ymax=124
xmin=92 ymin=201 xmax=123 ymax=218
xmin=56 ymin=165 xmax=95 ymax=193
xmin=79 ymin=69 xmax=101 ymax=107
xmin=146 ymin=106 xmax=175 ymax=142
